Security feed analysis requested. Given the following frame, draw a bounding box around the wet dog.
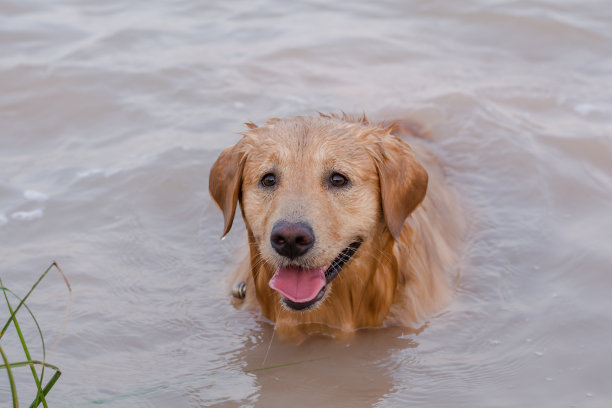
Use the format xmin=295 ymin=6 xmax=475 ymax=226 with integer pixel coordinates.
xmin=209 ymin=114 xmax=464 ymax=339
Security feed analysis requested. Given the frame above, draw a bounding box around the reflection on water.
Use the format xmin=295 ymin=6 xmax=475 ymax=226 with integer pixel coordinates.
xmin=1 ymin=0 xmax=611 ymax=407
xmin=198 ymin=324 xmax=419 ymax=408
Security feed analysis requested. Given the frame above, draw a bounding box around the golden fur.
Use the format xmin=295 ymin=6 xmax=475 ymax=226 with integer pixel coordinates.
xmin=209 ymin=114 xmax=465 ymax=339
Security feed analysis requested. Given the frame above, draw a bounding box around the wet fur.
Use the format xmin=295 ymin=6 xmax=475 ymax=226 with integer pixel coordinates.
xmin=209 ymin=114 xmax=465 ymax=340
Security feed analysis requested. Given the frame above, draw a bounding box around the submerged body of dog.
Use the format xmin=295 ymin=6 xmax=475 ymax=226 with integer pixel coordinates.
xmin=209 ymin=114 xmax=464 ymax=339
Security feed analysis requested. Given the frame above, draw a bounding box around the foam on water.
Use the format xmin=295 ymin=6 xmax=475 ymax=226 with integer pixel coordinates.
xmin=11 ymin=209 xmax=44 ymax=221
xmin=23 ymin=189 xmax=48 ymax=202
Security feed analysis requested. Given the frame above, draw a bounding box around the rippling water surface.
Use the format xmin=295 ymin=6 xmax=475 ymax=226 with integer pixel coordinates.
xmin=1 ymin=1 xmax=611 ymax=407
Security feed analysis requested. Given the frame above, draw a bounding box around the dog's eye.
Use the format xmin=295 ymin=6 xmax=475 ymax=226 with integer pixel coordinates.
xmin=329 ymin=173 xmax=348 ymax=187
xmin=260 ymin=173 xmax=277 ymax=187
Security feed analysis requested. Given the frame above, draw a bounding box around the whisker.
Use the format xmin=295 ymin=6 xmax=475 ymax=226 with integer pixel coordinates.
xmin=262 ymin=323 xmax=276 ymax=366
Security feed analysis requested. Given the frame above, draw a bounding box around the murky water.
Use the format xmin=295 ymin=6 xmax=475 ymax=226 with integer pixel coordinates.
xmin=1 ymin=0 xmax=611 ymax=407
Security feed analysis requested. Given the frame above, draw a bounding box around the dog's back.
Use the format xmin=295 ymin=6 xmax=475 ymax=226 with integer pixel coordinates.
xmin=386 ymin=130 xmax=465 ymax=326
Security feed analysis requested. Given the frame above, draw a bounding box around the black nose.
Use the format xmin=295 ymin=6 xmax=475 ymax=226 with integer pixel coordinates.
xmin=270 ymin=221 xmax=315 ymax=259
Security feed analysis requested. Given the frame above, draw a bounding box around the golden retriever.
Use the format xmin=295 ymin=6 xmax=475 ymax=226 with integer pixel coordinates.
xmin=209 ymin=113 xmax=465 ymax=339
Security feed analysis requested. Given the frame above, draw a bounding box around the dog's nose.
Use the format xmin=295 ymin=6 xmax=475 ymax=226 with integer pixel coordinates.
xmin=270 ymin=221 xmax=315 ymax=259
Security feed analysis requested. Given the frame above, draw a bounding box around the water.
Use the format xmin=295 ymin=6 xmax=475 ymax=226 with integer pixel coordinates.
xmin=1 ymin=1 xmax=611 ymax=407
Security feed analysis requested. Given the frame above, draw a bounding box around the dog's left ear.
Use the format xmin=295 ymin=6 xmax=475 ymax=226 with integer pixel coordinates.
xmin=375 ymin=135 xmax=428 ymax=239
xmin=209 ymin=139 xmax=247 ymax=238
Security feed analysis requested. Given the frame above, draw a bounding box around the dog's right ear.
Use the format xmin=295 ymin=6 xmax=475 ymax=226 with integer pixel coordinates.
xmin=209 ymin=140 xmax=247 ymax=238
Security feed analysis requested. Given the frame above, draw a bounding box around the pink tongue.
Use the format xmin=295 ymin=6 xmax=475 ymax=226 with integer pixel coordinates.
xmin=269 ymin=265 xmax=327 ymax=303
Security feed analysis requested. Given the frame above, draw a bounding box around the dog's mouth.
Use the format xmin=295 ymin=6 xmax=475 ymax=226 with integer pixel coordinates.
xmin=268 ymin=239 xmax=362 ymax=311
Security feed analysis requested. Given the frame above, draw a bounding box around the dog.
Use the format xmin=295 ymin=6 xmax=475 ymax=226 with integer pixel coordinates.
xmin=209 ymin=113 xmax=465 ymax=339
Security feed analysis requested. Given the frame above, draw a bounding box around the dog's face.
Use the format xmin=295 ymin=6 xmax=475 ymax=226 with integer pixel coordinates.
xmin=209 ymin=116 xmax=428 ymax=313
xmin=239 ymin=121 xmax=380 ymax=310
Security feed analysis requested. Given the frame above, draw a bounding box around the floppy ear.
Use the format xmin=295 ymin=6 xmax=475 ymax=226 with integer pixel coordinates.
xmin=375 ymin=136 xmax=428 ymax=239
xmin=209 ymin=140 xmax=247 ymax=238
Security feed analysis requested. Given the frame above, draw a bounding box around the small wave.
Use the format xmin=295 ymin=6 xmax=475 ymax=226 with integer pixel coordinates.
xmin=24 ymin=189 xmax=48 ymax=202
xmin=77 ymin=168 xmax=121 ymax=179
xmin=574 ymin=103 xmax=602 ymax=116
xmin=11 ymin=209 xmax=44 ymax=221
xmin=0 ymin=213 xmax=7 ymax=227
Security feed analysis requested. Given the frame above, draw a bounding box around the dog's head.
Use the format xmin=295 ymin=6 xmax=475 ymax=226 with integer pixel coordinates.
xmin=209 ymin=115 xmax=427 ymax=312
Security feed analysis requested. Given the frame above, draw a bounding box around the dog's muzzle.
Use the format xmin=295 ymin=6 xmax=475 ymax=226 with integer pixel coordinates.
xmin=269 ymin=239 xmax=363 ymax=311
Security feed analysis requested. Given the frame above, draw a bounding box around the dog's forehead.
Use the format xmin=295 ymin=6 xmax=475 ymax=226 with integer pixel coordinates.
xmin=244 ymin=118 xmax=376 ymax=168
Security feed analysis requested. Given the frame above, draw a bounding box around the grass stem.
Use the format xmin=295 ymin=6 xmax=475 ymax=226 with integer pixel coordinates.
xmin=0 ymin=345 xmax=19 ymax=408
xmin=1 ymin=262 xmax=68 ymax=408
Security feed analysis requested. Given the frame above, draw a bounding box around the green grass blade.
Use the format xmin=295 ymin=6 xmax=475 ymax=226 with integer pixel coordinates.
xmin=0 ymin=286 xmax=53 ymax=387
xmin=0 ymin=281 xmax=49 ymax=408
xmin=29 ymin=370 xmax=61 ymax=408
xmin=0 ymin=263 xmax=56 ymax=339
xmin=0 ymin=345 xmax=19 ymax=408
xmin=0 ymin=262 xmax=67 ymax=407
xmin=1 ymin=282 xmax=48 ymax=408
xmin=0 ymin=360 xmax=61 ymax=408
xmin=0 ymin=360 xmax=60 ymax=372
xmin=0 ymin=262 xmax=69 ymax=407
